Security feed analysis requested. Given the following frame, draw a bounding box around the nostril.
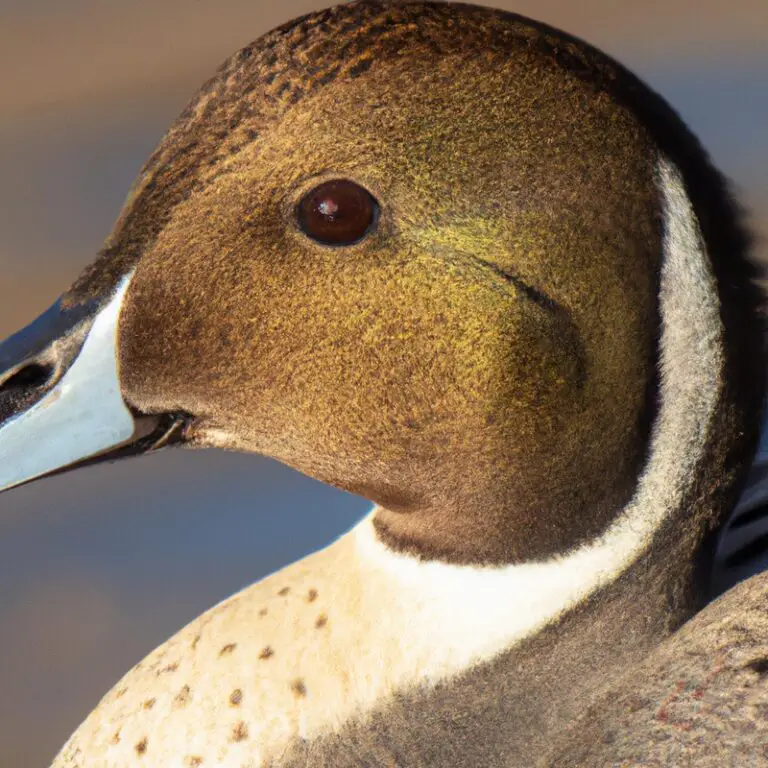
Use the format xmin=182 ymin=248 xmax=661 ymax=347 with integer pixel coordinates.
xmin=0 ymin=362 xmax=55 ymax=393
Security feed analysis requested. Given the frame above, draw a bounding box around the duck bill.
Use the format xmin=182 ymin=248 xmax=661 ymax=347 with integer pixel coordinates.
xmin=0 ymin=276 xmax=185 ymax=493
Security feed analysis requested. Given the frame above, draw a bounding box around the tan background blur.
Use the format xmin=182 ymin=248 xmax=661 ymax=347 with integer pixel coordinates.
xmin=0 ymin=1 xmax=766 ymax=765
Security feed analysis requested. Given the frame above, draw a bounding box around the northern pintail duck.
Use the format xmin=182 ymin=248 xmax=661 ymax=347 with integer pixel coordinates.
xmin=0 ymin=2 xmax=766 ymax=765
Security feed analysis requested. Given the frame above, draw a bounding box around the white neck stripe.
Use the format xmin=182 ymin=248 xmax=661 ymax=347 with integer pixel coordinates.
xmin=353 ymin=156 xmax=724 ymax=676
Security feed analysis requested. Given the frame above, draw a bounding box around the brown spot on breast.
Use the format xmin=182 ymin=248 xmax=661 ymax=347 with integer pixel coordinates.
xmin=746 ymin=658 xmax=768 ymax=676
xmin=258 ymin=645 xmax=274 ymax=660
xmin=229 ymin=688 xmax=243 ymax=706
xmin=278 ymin=587 xmax=291 ymax=596
xmin=115 ymin=686 xmax=128 ymax=698
xmin=219 ymin=643 xmax=237 ymax=656
xmin=258 ymin=607 xmax=268 ymax=617
xmin=315 ymin=613 xmax=328 ymax=629
xmin=135 ymin=737 xmax=148 ymax=756
xmin=185 ymin=757 xmax=203 ymax=767
xmin=142 ymin=698 xmax=156 ymax=710
xmin=230 ymin=721 xmax=249 ymax=742
xmin=307 ymin=588 xmax=318 ymax=602
xmin=174 ymin=685 xmax=192 ymax=707
xmin=110 ymin=729 xmax=121 ymax=745
xmin=158 ymin=662 xmax=179 ymax=675
xmin=191 ymin=634 xmax=201 ymax=650
xmin=291 ymin=679 xmax=308 ymax=698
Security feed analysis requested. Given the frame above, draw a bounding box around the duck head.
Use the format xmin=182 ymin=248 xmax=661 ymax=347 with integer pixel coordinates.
xmin=0 ymin=1 xmax=763 ymax=570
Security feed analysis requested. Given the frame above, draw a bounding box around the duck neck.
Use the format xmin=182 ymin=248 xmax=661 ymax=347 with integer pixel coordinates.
xmin=363 ymin=154 xmax=753 ymax=659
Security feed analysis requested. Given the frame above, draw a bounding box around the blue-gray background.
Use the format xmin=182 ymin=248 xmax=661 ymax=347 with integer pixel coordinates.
xmin=0 ymin=1 xmax=766 ymax=765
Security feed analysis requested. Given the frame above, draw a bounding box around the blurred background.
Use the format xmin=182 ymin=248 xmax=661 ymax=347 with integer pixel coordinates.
xmin=0 ymin=1 xmax=766 ymax=764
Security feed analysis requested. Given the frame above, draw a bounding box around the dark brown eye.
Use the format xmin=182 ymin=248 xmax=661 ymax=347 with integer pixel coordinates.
xmin=297 ymin=179 xmax=378 ymax=245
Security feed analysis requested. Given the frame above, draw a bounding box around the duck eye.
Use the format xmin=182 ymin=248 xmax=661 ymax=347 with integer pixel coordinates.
xmin=297 ymin=180 xmax=378 ymax=245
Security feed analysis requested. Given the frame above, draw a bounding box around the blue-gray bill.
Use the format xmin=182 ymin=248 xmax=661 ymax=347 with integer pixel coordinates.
xmin=0 ymin=277 xmax=184 ymax=492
